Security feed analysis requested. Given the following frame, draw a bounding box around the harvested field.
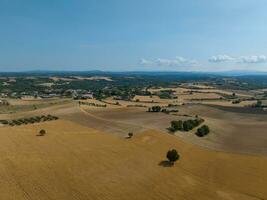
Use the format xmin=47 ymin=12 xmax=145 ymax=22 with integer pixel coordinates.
xmin=3 ymin=99 xmax=267 ymax=156
xmin=0 ymin=120 xmax=266 ymax=200
xmin=176 ymin=104 xmax=267 ymax=155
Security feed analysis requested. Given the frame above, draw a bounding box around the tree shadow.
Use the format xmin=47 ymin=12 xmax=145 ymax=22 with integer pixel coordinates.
xmin=166 ymin=127 xmax=175 ymax=134
xmin=158 ymin=160 xmax=174 ymax=167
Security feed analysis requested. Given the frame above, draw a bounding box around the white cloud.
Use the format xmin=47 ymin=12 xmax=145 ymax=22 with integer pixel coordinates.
xmin=209 ymin=55 xmax=267 ymax=64
xmin=140 ymin=58 xmax=154 ymax=65
xmin=140 ymin=56 xmax=198 ymax=67
xmin=209 ymin=55 xmax=234 ymax=63
xmin=239 ymin=55 xmax=267 ymax=64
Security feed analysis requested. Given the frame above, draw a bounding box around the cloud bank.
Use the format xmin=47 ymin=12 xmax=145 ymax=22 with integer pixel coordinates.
xmin=239 ymin=55 xmax=267 ymax=64
xmin=209 ymin=55 xmax=234 ymax=63
xmin=140 ymin=56 xmax=198 ymax=67
xmin=209 ymin=55 xmax=267 ymax=64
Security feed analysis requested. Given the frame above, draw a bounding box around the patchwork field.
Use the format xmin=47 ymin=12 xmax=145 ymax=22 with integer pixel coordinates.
xmin=0 ymin=85 xmax=267 ymax=200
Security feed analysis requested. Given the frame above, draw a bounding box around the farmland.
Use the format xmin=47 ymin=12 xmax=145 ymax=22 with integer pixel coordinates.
xmin=0 ymin=120 xmax=267 ymax=200
xmin=1 ymin=72 xmax=267 ymax=199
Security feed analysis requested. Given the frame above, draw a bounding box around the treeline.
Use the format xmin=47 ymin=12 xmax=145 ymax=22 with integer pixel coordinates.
xmin=147 ymin=105 xmax=179 ymax=113
xmin=0 ymin=115 xmax=59 ymax=126
xmin=100 ymin=100 xmax=121 ymax=106
xmin=156 ymin=90 xmax=177 ymax=99
xmin=148 ymin=106 xmax=162 ymax=112
xmin=169 ymin=118 xmax=204 ymax=132
xmin=78 ymin=101 xmax=107 ymax=107
xmin=127 ymin=104 xmax=147 ymax=108
xmin=251 ymin=100 xmax=266 ymax=108
xmin=169 ymin=118 xmax=210 ymax=137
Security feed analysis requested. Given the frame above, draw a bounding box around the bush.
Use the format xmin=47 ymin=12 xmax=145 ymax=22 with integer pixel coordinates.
xmin=166 ymin=149 xmax=180 ymax=163
xmin=39 ymin=129 xmax=46 ymax=136
xmin=182 ymin=120 xmax=194 ymax=131
xmin=196 ymin=125 xmax=210 ymax=137
xmin=12 ymin=120 xmax=21 ymax=125
xmin=148 ymin=106 xmax=161 ymax=112
xmin=0 ymin=120 xmax=9 ymax=125
xmin=232 ymin=99 xmax=241 ymax=104
xmin=170 ymin=118 xmax=204 ymax=132
xmin=128 ymin=132 xmax=133 ymax=138
xmin=3 ymin=114 xmax=59 ymax=127
xmin=171 ymin=120 xmax=183 ymax=131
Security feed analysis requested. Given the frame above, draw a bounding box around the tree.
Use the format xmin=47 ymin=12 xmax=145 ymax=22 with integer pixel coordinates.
xmin=166 ymin=149 xmax=180 ymax=163
xmin=152 ymin=106 xmax=161 ymax=112
xmin=255 ymin=100 xmax=262 ymax=108
xmin=39 ymin=129 xmax=46 ymax=136
xmin=171 ymin=120 xmax=183 ymax=131
xmin=183 ymin=120 xmax=194 ymax=131
xmin=128 ymin=132 xmax=133 ymax=138
xmin=196 ymin=125 xmax=210 ymax=137
xmin=148 ymin=106 xmax=161 ymax=112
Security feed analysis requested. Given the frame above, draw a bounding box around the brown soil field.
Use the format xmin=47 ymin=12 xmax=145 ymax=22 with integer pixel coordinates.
xmin=0 ymin=120 xmax=266 ymax=200
xmin=104 ymin=97 xmax=179 ymax=107
xmin=133 ymin=95 xmax=161 ymax=102
xmin=2 ymin=99 xmax=267 ymax=156
xmin=148 ymin=86 xmax=253 ymax=98
xmin=199 ymin=100 xmax=257 ymax=107
xmin=0 ymin=99 xmax=75 ymax=119
xmin=73 ymin=104 xmax=267 ymax=156
xmin=76 ymin=106 xmax=191 ymax=133
xmin=7 ymin=98 xmax=71 ymax=106
xmin=178 ymin=92 xmax=222 ymax=100
xmin=176 ymin=104 xmax=267 ymax=155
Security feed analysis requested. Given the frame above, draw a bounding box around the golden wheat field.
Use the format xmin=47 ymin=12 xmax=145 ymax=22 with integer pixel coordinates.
xmin=0 ymin=119 xmax=266 ymax=200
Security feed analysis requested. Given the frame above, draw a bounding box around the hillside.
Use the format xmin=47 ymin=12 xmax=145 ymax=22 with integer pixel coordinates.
xmin=0 ymin=120 xmax=266 ymax=200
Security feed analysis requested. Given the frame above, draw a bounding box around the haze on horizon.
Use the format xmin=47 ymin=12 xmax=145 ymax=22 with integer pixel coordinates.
xmin=0 ymin=0 xmax=266 ymax=72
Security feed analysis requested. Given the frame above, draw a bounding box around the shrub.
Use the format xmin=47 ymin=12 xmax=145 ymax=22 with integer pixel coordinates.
xmin=3 ymin=115 xmax=59 ymax=127
xmin=232 ymin=99 xmax=241 ymax=104
xmin=166 ymin=149 xmax=180 ymax=163
xmin=196 ymin=125 xmax=210 ymax=137
xmin=128 ymin=132 xmax=133 ymax=138
xmin=169 ymin=118 xmax=204 ymax=132
xmin=12 ymin=120 xmax=21 ymax=125
xmin=255 ymin=100 xmax=262 ymax=108
xmin=171 ymin=120 xmax=183 ymax=131
xmin=183 ymin=120 xmax=194 ymax=131
xmin=0 ymin=120 xmax=9 ymax=125
xmin=148 ymin=106 xmax=161 ymax=112
xmin=39 ymin=129 xmax=46 ymax=136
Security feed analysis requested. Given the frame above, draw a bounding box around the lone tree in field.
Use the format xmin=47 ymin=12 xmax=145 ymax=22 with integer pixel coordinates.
xmin=39 ymin=129 xmax=46 ymax=136
xmin=166 ymin=149 xmax=180 ymax=164
xmin=128 ymin=132 xmax=133 ymax=138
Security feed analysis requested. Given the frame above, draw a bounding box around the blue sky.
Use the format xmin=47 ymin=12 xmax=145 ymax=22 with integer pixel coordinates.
xmin=0 ymin=0 xmax=266 ymax=72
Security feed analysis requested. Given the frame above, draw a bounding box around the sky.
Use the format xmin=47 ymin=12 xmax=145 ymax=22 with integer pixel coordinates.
xmin=0 ymin=0 xmax=267 ymax=72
